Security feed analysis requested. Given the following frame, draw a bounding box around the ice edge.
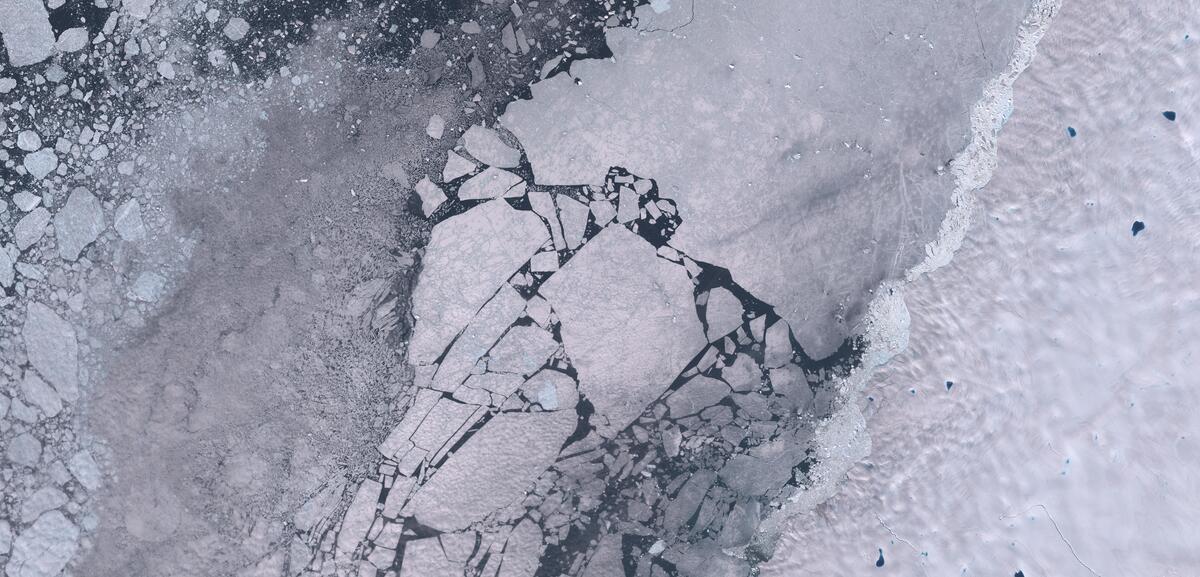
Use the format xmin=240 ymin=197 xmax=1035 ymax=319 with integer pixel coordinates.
xmin=759 ymin=0 xmax=1064 ymax=551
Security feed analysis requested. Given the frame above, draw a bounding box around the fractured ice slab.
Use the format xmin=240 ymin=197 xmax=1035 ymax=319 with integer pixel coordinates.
xmin=456 ymin=167 xmax=524 ymax=200
xmin=503 ymin=0 xmax=1030 ymax=356
xmin=540 ymin=226 xmax=705 ymax=436
xmin=6 ymin=511 xmax=79 ymax=577
xmin=410 ymin=200 xmax=547 ymax=365
xmin=404 ymin=409 xmax=575 ymax=531
xmin=22 ymin=302 xmax=79 ymax=402
xmin=462 ymin=125 xmax=521 ymax=168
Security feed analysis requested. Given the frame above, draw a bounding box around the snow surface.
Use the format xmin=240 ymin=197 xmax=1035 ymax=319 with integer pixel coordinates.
xmin=764 ymin=0 xmax=1200 ymax=574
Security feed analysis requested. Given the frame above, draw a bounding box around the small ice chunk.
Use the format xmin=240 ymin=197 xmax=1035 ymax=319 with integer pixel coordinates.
xmin=0 ymin=0 xmax=55 ymax=67
xmin=15 ymin=207 xmax=51 ymax=251
xmin=7 ymin=511 xmax=80 ymax=577
xmin=114 ymin=198 xmax=147 ymax=241
xmin=414 ymin=177 xmax=447 ymax=216
xmin=20 ymin=371 xmax=62 ymax=419
xmin=501 ymin=23 xmax=518 ymax=53
xmin=0 ymin=77 xmax=16 ymax=93
xmin=20 ymin=486 xmax=67 ymax=523
xmin=89 ymin=144 xmax=110 ymax=161
xmin=13 ymin=191 xmax=41 ymax=211
xmin=6 ymin=432 xmax=42 ymax=467
xmin=129 ymin=271 xmax=167 ymax=302
xmin=461 ymin=21 xmax=482 ymax=34
xmin=589 ymin=199 xmax=616 ymax=225
xmin=223 ymin=17 xmax=250 ymax=41
xmin=617 ymin=185 xmax=640 ymax=223
xmin=442 ymin=151 xmax=476 ymax=182
xmin=425 ymin=114 xmax=445 ymax=139
xmin=157 ymin=60 xmax=176 ymax=79
xmin=22 ymin=302 xmax=80 ymax=402
xmin=16 ymin=130 xmax=42 ymax=152
xmin=462 ymin=125 xmax=521 ymax=168
xmin=456 ymin=167 xmax=523 ymax=200
xmin=54 ymin=27 xmax=88 ymax=53
xmin=467 ymin=54 xmax=486 ymax=89
xmin=54 ymin=188 xmax=105 ymax=261
xmin=23 ymin=148 xmax=59 ymax=180
xmin=419 ymin=29 xmax=441 ymax=48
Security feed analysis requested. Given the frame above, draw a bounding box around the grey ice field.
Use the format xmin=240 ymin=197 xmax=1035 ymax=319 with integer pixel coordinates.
xmin=1 ymin=0 xmax=1195 ymax=576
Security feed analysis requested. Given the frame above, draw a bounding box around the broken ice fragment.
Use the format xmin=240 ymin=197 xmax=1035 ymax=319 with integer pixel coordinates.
xmin=54 ymin=27 xmax=88 ymax=53
xmin=381 ymin=160 xmax=409 ymax=184
xmin=0 ymin=244 xmax=15 ymax=288
xmin=130 ymin=271 xmax=167 ymax=302
xmin=666 ymin=375 xmax=730 ymax=417
xmin=20 ymin=486 xmax=67 ymax=523
xmin=404 ymin=410 xmax=575 ymax=531
xmin=114 ymin=198 xmax=147 ymax=241
xmin=122 ymin=0 xmax=153 ymax=18
xmin=419 ymin=29 xmax=441 ymax=48
xmin=14 ymin=207 xmax=51 ymax=251
xmin=425 ymin=114 xmax=445 ymax=139
xmin=23 ymin=148 xmax=59 ymax=180
xmin=414 ymin=177 xmax=447 ymax=216
xmin=54 ymin=187 xmax=106 ymax=261
xmin=467 ymin=53 xmax=486 ymax=88
xmin=20 ymin=371 xmax=62 ymax=419
xmin=461 ymin=21 xmax=482 ymax=34
xmin=22 ymin=302 xmax=80 ymax=402
xmin=556 ymin=196 xmax=590 ymax=250
xmin=457 ymin=166 xmax=524 ymax=200
xmin=409 ymin=201 xmax=547 ymax=364
xmin=763 ymin=320 xmax=793 ymax=368
xmin=529 ymin=250 xmax=559 ymax=273
xmin=223 ymin=17 xmax=250 ymax=41
xmin=540 ymin=227 xmax=706 ymax=436
xmin=68 ymin=450 xmax=103 ymax=491
xmin=7 ymin=511 xmax=79 ymax=577
xmin=487 ymin=325 xmax=559 ymax=375
xmin=16 ymin=130 xmax=42 ymax=152
xmin=704 ymin=287 xmax=744 ymax=340
xmin=501 ymin=23 xmax=518 ymax=54
xmin=442 ymin=150 xmax=476 ymax=182
xmin=722 ymin=354 xmax=761 ymax=393
xmin=0 ymin=0 xmax=55 ymax=67
xmin=462 ymin=125 xmax=521 ymax=168
xmin=13 ymin=191 xmax=42 ymax=211
xmin=6 ymin=432 xmax=41 ymax=467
